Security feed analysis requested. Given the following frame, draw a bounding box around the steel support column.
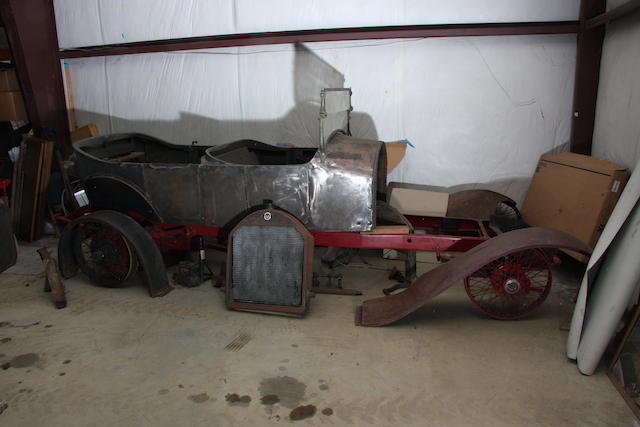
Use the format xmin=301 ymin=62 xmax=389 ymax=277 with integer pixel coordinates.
xmin=587 ymin=0 xmax=640 ymax=28
xmin=569 ymin=0 xmax=607 ymax=155
xmin=0 ymin=0 xmax=70 ymax=153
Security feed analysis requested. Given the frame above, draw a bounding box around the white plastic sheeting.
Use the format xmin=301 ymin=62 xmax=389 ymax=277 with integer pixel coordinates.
xmin=54 ymin=0 xmax=579 ymax=48
xmin=567 ymin=158 xmax=640 ymax=374
xmin=56 ymin=1 xmax=579 ymax=204
xmin=592 ymin=14 xmax=640 ymax=171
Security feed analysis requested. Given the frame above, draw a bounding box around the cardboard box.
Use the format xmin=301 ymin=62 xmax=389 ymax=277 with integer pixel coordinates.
xmin=0 ymin=91 xmax=27 ymax=121
xmin=389 ymin=185 xmax=449 ymax=217
xmin=521 ymin=152 xmax=628 ymax=262
xmin=0 ymin=70 xmax=20 ymax=92
xmin=385 ymin=141 xmax=407 ymax=174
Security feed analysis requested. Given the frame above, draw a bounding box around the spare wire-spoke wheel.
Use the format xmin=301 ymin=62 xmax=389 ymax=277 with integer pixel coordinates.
xmin=72 ymin=220 xmax=139 ymax=287
xmin=464 ymin=248 xmax=552 ymax=320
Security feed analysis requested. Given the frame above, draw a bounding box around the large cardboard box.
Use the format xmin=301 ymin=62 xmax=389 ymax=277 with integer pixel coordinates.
xmin=0 ymin=70 xmax=20 ymax=92
xmin=521 ymin=152 xmax=628 ymax=262
xmin=0 ymin=69 xmax=27 ymax=121
xmin=0 ymin=91 xmax=27 ymax=121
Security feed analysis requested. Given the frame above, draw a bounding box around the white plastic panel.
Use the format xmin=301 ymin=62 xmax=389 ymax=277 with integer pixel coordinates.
xmin=54 ymin=0 xmax=579 ymax=48
xmin=58 ymin=1 xmax=578 ymax=204
xmin=592 ymin=14 xmax=640 ymax=171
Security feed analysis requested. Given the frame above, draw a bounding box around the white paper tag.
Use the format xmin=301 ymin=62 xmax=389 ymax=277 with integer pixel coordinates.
xmin=611 ymin=180 xmax=621 ymax=193
xmin=74 ymin=189 xmax=89 ymax=207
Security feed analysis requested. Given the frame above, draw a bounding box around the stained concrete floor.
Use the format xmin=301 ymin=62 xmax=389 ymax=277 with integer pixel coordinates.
xmin=0 ymin=240 xmax=636 ymax=426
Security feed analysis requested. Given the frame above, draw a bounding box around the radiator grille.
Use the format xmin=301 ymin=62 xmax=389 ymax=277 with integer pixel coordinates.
xmin=231 ymin=225 xmax=304 ymax=306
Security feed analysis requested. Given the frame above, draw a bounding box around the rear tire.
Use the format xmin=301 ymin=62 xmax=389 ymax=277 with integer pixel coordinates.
xmin=464 ymin=248 xmax=552 ymax=320
xmin=71 ymin=219 xmax=139 ymax=287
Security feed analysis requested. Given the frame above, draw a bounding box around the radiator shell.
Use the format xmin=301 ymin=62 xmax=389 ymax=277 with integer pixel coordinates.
xmin=226 ymin=207 xmax=313 ymax=315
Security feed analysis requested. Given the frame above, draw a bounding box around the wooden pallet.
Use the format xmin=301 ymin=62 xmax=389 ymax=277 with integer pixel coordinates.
xmin=13 ymin=136 xmax=54 ymax=242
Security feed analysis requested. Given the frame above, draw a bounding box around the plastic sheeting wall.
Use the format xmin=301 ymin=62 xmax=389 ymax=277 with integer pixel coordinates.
xmin=55 ymin=0 xmax=579 ymax=204
xmin=592 ymin=8 xmax=640 ymax=171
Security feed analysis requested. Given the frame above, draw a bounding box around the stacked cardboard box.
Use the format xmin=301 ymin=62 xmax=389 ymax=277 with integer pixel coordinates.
xmin=0 ymin=69 xmax=27 ymax=121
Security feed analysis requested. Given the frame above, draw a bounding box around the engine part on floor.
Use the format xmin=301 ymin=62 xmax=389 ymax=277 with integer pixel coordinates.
xmin=355 ymin=227 xmax=592 ymax=327
xmin=226 ymin=204 xmax=313 ymax=315
xmin=37 ymin=247 xmax=67 ymax=309
xmin=173 ymin=237 xmax=214 ymax=287
xmin=312 ymin=272 xmax=362 ymax=296
xmin=382 ymin=267 xmax=412 ymax=295
xmin=381 ymin=267 xmax=411 ymax=295
xmin=313 ymin=272 xmax=343 ymax=288
xmin=321 ymin=246 xmax=354 ymax=268
xmin=173 ymin=261 xmax=204 ymax=287
xmin=58 ymin=210 xmax=172 ymax=297
xmin=0 ymin=199 xmax=17 ymax=273
xmin=388 ymin=266 xmax=405 ymax=283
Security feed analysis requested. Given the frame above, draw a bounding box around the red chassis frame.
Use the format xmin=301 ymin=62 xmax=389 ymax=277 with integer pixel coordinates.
xmin=97 ymin=211 xmax=493 ymax=258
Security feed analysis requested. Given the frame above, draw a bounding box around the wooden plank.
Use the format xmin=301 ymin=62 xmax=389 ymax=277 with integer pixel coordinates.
xmin=63 ymin=63 xmax=77 ymax=131
xmin=9 ymin=139 xmax=25 ymax=230
xmin=70 ymin=124 xmax=99 ymax=142
xmin=17 ymin=138 xmax=44 ymax=240
xmin=33 ymin=140 xmax=53 ymax=241
xmin=16 ymin=137 xmax=54 ymax=241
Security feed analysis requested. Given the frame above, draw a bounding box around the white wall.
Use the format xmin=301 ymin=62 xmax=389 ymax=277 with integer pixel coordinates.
xmin=55 ymin=0 xmax=579 ymax=204
xmin=54 ymin=0 xmax=579 ymax=48
xmin=592 ymin=9 xmax=640 ymax=171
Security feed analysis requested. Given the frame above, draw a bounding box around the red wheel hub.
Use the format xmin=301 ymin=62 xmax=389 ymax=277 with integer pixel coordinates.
xmin=490 ymin=264 xmax=529 ymax=295
xmin=464 ymin=249 xmax=552 ymax=320
xmin=90 ymin=228 xmax=129 ymax=273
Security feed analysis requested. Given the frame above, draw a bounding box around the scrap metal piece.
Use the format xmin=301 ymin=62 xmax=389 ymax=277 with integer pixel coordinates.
xmin=355 ymin=227 xmax=592 ymax=327
xmin=37 ymin=247 xmax=67 ymax=309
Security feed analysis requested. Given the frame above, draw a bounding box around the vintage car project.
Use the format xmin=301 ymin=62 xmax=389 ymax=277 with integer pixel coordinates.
xmin=57 ymin=88 xmax=591 ymax=325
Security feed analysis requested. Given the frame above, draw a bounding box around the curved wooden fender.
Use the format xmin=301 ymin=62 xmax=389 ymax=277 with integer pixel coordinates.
xmin=355 ymin=227 xmax=591 ymax=327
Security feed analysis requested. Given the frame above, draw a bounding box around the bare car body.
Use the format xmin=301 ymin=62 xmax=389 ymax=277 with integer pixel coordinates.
xmin=72 ymin=89 xmax=387 ymax=232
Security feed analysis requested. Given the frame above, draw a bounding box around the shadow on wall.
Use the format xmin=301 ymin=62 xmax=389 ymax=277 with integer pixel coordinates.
xmin=395 ymin=177 xmax=532 ymax=206
xmin=75 ymin=43 xmax=378 ymax=147
xmin=393 ymin=141 xmax=571 ymax=206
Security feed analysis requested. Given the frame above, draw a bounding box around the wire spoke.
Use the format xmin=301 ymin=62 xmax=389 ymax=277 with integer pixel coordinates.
xmin=464 ymin=249 xmax=552 ymax=320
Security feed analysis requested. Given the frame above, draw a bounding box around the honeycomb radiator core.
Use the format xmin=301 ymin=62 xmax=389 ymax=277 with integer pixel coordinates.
xmin=226 ymin=207 xmax=313 ymax=315
xmin=232 ymin=225 xmax=304 ymax=306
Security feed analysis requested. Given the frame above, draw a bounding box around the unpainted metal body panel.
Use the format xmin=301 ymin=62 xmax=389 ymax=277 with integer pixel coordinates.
xmin=73 ymin=131 xmax=386 ymax=232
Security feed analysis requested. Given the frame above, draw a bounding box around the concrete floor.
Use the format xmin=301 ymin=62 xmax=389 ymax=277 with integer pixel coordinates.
xmin=0 ymin=240 xmax=636 ymax=426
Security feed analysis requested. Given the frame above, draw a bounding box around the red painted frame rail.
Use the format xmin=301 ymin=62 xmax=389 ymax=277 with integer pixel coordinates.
xmin=58 ymin=21 xmax=579 ymax=59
